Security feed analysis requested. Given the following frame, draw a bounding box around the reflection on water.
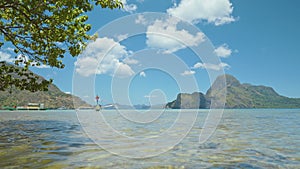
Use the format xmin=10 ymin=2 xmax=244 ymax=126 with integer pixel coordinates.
xmin=0 ymin=110 xmax=299 ymax=168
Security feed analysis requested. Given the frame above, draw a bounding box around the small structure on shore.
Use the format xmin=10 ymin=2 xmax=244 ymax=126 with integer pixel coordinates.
xmin=17 ymin=103 xmax=46 ymax=110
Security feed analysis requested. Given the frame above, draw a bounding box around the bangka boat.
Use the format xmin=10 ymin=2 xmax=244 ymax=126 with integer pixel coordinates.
xmin=95 ymin=104 xmax=101 ymax=111
xmin=95 ymin=95 xmax=101 ymax=111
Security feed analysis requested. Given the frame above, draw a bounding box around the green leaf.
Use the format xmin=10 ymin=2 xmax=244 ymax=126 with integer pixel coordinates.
xmin=0 ymin=0 xmax=123 ymax=92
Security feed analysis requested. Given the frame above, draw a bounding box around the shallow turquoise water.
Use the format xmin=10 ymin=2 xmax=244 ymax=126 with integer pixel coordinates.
xmin=0 ymin=109 xmax=299 ymax=168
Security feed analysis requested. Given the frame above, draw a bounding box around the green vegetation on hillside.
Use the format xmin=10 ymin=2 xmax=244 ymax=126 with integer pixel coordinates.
xmin=166 ymin=74 xmax=300 ymax=109
xmin=0 ymin=84 xmax=89 ymax=109
xmin=166 ymin=92 xmax=207 ymax=109
xmin=0 ymin=65 xmax=90 ymax=109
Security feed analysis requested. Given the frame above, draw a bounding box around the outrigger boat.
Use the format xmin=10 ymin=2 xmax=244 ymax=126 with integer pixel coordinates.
xmin=95 ymin=95 xmax=101 ymax=111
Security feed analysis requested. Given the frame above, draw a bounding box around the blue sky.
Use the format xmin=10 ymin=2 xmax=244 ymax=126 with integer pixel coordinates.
xmin=1 ymin=0 xmax=300 ymax=105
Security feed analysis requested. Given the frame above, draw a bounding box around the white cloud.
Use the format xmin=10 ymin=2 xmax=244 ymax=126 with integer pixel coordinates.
xmin=6 ymin=47 xmax=14 ymax=52
xmin=24 ymin=55 xmax=50 ymax=68
xmin=121 ymin=0 xmax=137 ymax=13
xmin=192 ymin=62 xmax=230 ymax=71
xmin=16 ymin=54 xmax=50 ymax=68
xmin=123 ymin=57 xmax=139 ymax=65
xmin=75 ymin=57 xmax=98 ymax=76
xmin=114 ymin=62 xmax=135 ymax=78
xmin=139 ymin=71 xmax=146 ymax=77
xmin=167 ymin=0 xmax=235 ymax=26
xmin=0 ymin=51 xmax=49 ymax=68
xmin=181 ymin=70 xmax=196 ymax=76
xmin=0 ymin=51 xmax=14 ymax=63
xmin=135 ymin=14 xmax=148 ymax=25
xmin=75 ymin=37 xmax=134 ymax=77
xmin=144 ymin=95 xmax=157 ymax=98
xmin=116 ymin=34 xmax=129 ymax=41
xmin=35 ymin=64 xmax=50 ymax=68
xmin=146 ymin=17 xmax=205 ymax=53
xmin=214 ymin=44 xmax=232 ymax=58
xmin=172 ymin=0 xmax=178 ymax=7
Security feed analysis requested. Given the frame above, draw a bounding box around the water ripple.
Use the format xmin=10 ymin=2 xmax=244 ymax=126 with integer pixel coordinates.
xmin=0 ymin=110 xmax=299 ymax=168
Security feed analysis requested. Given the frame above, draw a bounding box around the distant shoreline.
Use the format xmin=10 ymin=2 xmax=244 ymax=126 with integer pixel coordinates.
xmin=1 ymin=108 xmax=300 ymax=112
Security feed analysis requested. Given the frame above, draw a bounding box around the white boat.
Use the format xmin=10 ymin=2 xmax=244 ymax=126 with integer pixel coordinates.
xmin=95 ymin=95 xmax=101 ymax=111
xmin=95 ymin=104 xmax=101 ymax=111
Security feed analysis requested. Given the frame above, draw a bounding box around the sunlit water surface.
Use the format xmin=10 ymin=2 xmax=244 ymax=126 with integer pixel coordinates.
xmin=0 ymin=109 xmax=299 ymax=168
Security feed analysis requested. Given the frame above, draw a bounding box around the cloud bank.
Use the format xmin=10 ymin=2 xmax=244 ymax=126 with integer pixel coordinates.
xmin=181 ymin=70 xmax=196 ymax=76
xmin=214 ymin=44 xmax=232 ymax=58
xmin=75 ymin=37 xmax=134 ymax=78
xmin=0 ymin=51 xmax=14 ymax=63
xmin=193 ymin=62 xmax=230 ymax=71
xmin=167 ymin=0 xmax=235 ymax=26
xmin=146 ymin=17 xmax=205 ymax=53
xmin=121 ymin=0 xmax=137 ymax=13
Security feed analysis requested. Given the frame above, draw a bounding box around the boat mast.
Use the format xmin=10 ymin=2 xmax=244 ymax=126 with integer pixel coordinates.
xmin=95 ymin=95 xmax=100 ymax=105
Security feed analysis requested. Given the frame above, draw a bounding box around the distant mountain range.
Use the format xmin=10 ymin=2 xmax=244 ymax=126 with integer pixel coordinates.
xmin=2 ymin=71 xmax=299 ymax=110
xmin=166 ymin=74 xmax=300 ymax=109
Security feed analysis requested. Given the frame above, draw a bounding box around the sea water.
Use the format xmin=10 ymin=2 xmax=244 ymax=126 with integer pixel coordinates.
xmin=0 ymin=109 xmax=299 ymax=168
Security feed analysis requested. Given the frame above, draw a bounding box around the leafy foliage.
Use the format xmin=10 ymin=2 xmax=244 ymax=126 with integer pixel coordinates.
xmin=0 ymin=0 xmax=122 ymax=91
xmin=0 ymin=62 xmax=52 ymax=92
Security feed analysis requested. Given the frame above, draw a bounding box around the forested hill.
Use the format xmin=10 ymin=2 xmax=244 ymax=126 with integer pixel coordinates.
xmin=166 ymin=74 xmax=300 ymax=109
xmin=0 ymin=70 xmax=90 ymax=109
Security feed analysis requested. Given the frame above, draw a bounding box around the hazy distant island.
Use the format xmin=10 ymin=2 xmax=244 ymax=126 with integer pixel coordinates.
xmin=166 ymin=74 xmax=300 ymax=109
